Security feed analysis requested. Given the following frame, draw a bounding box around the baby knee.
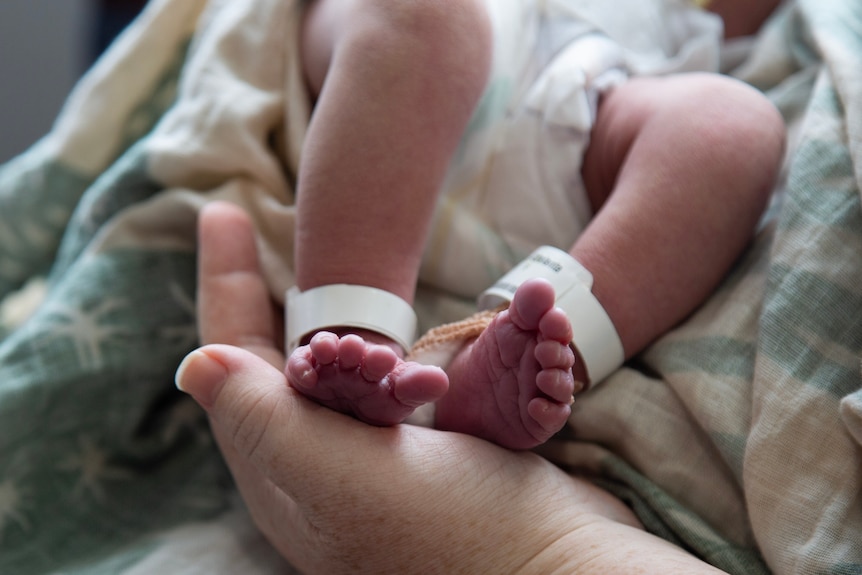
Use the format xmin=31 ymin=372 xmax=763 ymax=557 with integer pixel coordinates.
xmin=672 ymin=74 xmax=786 ymax=195
xmin=701 ymin=75 xmax=785 ymax=157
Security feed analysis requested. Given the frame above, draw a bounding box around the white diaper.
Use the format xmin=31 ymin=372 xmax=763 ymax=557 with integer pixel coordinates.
xmin=418 ymin=0 xmax=722 ymax=302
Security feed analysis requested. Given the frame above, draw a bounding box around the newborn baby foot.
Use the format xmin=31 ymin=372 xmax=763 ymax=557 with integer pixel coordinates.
xmin=435 ymin=278 xmax=578 ymax=450
xmin=287 ymin=332 xmax=449 ymax=426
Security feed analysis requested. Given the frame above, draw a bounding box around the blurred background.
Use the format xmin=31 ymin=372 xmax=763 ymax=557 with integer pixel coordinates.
xmin=0 ymin=0 xmax=146 ymax=163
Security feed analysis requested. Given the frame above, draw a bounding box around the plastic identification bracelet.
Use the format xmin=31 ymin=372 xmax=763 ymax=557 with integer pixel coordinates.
xmin=286 ymin=284 xmax=418 ymax=353
xmin=478 ymin=246 xmax=624 ymax=385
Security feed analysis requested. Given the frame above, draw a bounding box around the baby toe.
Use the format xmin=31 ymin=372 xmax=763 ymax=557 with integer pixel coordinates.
xmin=537 ymin=307 xmax=573 ymax=344
xmin=393 ymin=364 xmax=449 ymax=406
xmin=308 ymin=331 xmax=339 ymax=364
xmin=286 ymin=353 xmax=318 ymax=389
xmin=527 ymin=397 xmax=572 ymax=433
xmin=534 ymin=340 xmax=575 ymax=370
xmin=536 ymin=369 xmax=576 ymax=404
xmin=509 ymin=278 xmax=556 ymax=330
xmin=361 ymin=345 xmax=399 ymax=381
xmin=337 ymin=334 xmax=366 ymax=370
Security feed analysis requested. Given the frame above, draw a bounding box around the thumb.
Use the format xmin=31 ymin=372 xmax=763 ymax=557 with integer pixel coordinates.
xmin=177 ymin=345 xmax=324 ymax=568
xmin=174 ymin=344 xmax=401 ymax=499
xmin=175 ymin=344 xmax=280 ymax=411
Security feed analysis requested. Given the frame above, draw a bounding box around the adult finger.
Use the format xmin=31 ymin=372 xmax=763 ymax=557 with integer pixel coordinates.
xmin=175 ymin=344 xmax=324 ymax=569
xmin=177 ymin=344 xmax=438 ymax=573
xmin=197 ymin=201 xmax=284 ymax=368
xmin=176 ymin=343 xmax=402 ymax=493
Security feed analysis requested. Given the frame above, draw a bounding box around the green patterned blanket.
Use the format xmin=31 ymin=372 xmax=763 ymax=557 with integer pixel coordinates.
xmin=1 ymin=0 xmax=860 ymax=573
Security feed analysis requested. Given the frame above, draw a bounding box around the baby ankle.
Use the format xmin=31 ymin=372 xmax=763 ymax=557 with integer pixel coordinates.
xmin=286 ymin=284 xmax=418 ymax=355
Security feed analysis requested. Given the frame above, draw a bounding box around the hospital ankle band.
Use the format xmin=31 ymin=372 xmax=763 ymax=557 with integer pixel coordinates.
xmin=286 ymin=284 xmax=417 ymax=353
xmin=478 ymin=246 xmax=624 ymax=385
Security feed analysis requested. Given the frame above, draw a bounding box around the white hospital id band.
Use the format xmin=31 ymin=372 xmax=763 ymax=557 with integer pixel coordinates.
xmin=286 ymin=284 xmax=417 ymax=353
xmin=478 ymin=246 xmax=624 ymax=385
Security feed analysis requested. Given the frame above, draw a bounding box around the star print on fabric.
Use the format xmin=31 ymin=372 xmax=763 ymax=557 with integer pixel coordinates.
xmin=0 ymin=221 xmax=25 ymax=256
xmin=160 ymin=397 xmax=211 ymax=446
xmin=20 ymin=220 xmax=54 ymax=252
xmin=158 ymin=281 xmax=197 ymax=350
xmin=0 ymin=258 xmax=28 ymax=285
xmin=0 ymin=218 xmax=29 ymax=283
xmin=0 ymin=277 xmax=47 ymax=331
xmin=41 ymin=298 xmax=132 ymax=370
xmin=0 ymin=479 xmax=31 ymax=541
xmin=42 ymin=204 xmax=73 ymax=228
xmin=0 ymin=186 xmax=64 ymax=280
xmin=56 ymin=435 xmax=134 ymax=503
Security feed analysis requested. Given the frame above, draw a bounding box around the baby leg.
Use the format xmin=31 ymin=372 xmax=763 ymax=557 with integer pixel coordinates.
xmin=289 ymin=0 xmax=492 ymax=423
xmin=437 ymin=74 xmax=783 ymax=449
xmin=576 ymin=74 xmax=785 ymax=358
xmin=435 ymin=279 xmax=577 ymax=450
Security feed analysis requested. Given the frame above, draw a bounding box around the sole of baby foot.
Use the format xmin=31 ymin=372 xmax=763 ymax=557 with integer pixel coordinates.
xmin=286 ymin=331 xmax=450 ymax=426
xmin=435 ymin=278 xmax=577 ymax=450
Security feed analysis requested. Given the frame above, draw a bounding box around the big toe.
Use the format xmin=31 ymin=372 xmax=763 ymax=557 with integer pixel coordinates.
xmin=393 ymin=364 xmax=449 ymax=407
xmin=509 ymin=278 xmax=556 ymax=330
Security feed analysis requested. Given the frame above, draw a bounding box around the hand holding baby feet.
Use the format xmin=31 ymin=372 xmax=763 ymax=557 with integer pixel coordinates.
xmin=435 ymin=278 xmax=577 ymax=450
xmin=287 ymin=331 xmax=449 ymax=426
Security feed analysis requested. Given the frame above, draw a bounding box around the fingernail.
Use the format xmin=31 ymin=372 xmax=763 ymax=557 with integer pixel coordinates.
xmin=175 ymin=349 xmax=228 ymax=408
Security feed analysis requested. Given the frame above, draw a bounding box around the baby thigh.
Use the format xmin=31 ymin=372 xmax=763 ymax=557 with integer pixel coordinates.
xmin=574 ymin=73 xmax=784 ymax=355
xmin=581 ymin=73 xmax=785 ymax=215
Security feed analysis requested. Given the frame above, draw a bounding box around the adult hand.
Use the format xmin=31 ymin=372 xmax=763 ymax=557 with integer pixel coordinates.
xmin=176 ymin=202 xmax=726 ymax=575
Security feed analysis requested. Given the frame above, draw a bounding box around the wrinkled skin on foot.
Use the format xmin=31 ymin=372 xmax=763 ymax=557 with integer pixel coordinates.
xmin=436 ymin=278 xmax=578 ymax=450
xmin=287 ymin=331 xmax=449 ymax=426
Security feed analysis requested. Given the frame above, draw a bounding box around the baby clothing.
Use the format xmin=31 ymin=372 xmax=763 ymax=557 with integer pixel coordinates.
xmin=418 ymin=0 xmax=722 ymax=302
